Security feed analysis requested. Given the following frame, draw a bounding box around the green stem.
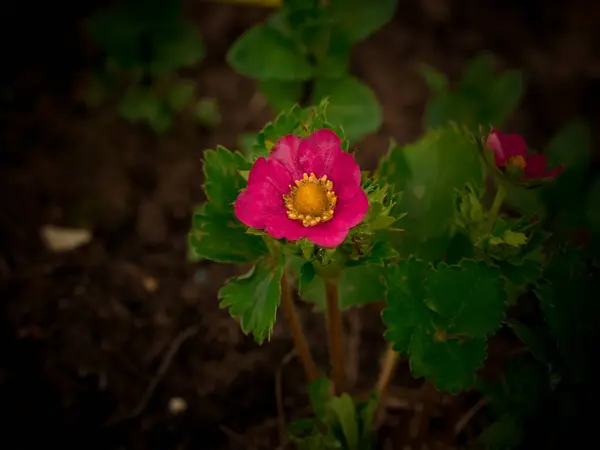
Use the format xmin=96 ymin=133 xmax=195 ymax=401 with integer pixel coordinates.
xmin=324 ymin=277 xmax=346 ymax=395
xmin=487 ymin=184 xmax=506 ymax=233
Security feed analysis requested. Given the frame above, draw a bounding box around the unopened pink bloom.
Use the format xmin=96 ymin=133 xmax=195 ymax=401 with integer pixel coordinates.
xmin=234 ymin=129 xmax=368 ymax=248
xmin=486 ymin=129 xmax=563 ymax=180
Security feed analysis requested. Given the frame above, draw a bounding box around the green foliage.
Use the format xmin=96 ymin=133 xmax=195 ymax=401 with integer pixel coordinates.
xmin=382 ymin=258 xmax=499 ymax=392
xmin=312 ymin=76 xmax=382 ymax=143
xmin=300 ymin=264 xmax=386 ymax=310
xmin=423 ymin=53 xmax=524 ymax=130
xmin=219 ymin=254 xmax=284 ymax=343
xmin=227 ymin=0 xmax=395 ymax=142
xmin=189 ymin=146 xmax=268 ymax=262
xmin=378 ymin=125 xmax=485 ymax=260
xmin=248 ymin=100 xmax=348 ymax=161
xmin=289 ymin=383 xmax=379 ymax=450
xmin=86 ymin=0 xmax=210 ymax=132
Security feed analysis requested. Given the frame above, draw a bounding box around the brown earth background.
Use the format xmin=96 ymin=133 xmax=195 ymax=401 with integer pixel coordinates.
xmin=1 ymin=0 xmax=599 ymax=449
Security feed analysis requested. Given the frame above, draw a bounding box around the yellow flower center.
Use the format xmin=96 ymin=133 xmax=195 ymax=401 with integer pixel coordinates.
xmin=507 ymin=155 xmax=526 ymax=170
xmin=283 ymin=173 xmax=337 ymax=227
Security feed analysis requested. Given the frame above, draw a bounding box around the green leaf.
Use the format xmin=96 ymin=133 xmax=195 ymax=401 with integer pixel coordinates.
xmin=227 ymin=24 xmax=312 ymax=81
xmin=118 ymin=85 xmax=162 ymax=122
xmin=328 ymin=394 xmax=358 ymax=450
xmin=382 ymin=258 xmax=433 ymax=352
xmin=421 ymin=64 xmax=448 ymax=95
xmin=312 ymin=75 xmax=382 ymax=143
xmin=299 ymin=261 xmax=317 ymax=293
xmin=308 ymin=377 xmax=331 ymax=420
xmin=586 ymin=174 xmax=600 ymax=234
xmin=149 ymin=25 xmax=205 ymax=75
xmin=194 ymin=98 xmax=221 ymax=127
xmin=259 ymin=79 xmax=303 ymax=111
xmin=189 ymin=208 xmax=268 ymax=263
xmin=410 ymin=334 xmax=487 ymax=393
xmin=477 ymin=415 xmax=522 ymax=450
xmin=166 ymin=80 xmax=196 ymax=111
xmin=545 ymin=119 xmax=590 ymax=179
xmin=219 ymin=255 xmax=284 ymax=343
xmin=505 ymin=319 xmax=551 ymax=364
xmin=328 ymin=0 xmax=396 ymax=43
xmin=378 ymin=126 xmax=485 ymax=259
xmin=425 ymin=260 xmax=507 ymax=338
xmin=497 ymin=259 xmax=542 ymax=286
xmin=202 ymin=146 xmax=251 ymax=212
xmin=300 ymin=264 xmax=386 ymax=310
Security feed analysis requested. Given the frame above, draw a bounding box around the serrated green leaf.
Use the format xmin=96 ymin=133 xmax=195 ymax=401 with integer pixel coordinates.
xmin=425 ymin=260 xmax=507 ymax=338
xmin=378 ymin=126 xmax=485 ymax=259
xmin=382 ymin=258 xmax=434 ymax=352
xmin=312 ymin=75 xmax=382 ymax=143
xmin=219 ymin=255 xmax=284 ymax=343
xmin=328 ymin=0 xmax=396 ymax=43
xmin=189 ymin=210 xmax=268 ymax=263
xmin=301 ymin=264 xmax=386 ymax=311
xmin=259 ymin=79 xmax=303 ymax=111
xmin=202 ymin=146 xmax=251 ymax=212
xmin=410 ymin=334 xmax=486 ymax=393
xmin=227 ymin=23 xmax=312 ymax=81
xmin=497 ymin=259 xmax=542 ymax=286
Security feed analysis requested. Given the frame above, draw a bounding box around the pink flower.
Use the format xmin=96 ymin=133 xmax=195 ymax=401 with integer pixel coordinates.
xmin=234 ymin=129 xmax=368 ymax=248
xmin=486 ymin=129 xmax=564 ymax=180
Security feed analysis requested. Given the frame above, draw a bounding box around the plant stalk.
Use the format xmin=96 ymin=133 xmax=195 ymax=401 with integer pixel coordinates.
xmin=324 ymin=277 xmax=346 ymax=395
xmin=487 ymin=184 xmax=506 ymax=232
xmin=280 ymin=273 xmax=318 ymax=382
xmin=375 ymin=342 xmax=400 ymax=396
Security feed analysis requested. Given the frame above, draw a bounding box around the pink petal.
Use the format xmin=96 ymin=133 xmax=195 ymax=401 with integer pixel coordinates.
xmin=541 ymin=165 xmax=564 ymax=179
xmin=248 ymin=157 xmax=292 ymax=192
xmin=265 ymin=216 xmax=307 ymax=241
xmin=234 ymin=181 xmax=284 ymax=229
xmin=333 ymin=187 xmax=369 ymax=229
xmin=304 ymin=220 xmax=349 ymax=248
xmin=299 ymin=129 xmax=343 ymax=176
xmin=303 ymin=187 xmax=369 ymax=248
xmin=330 ymin=151 xmax=362 ymax=200
xmin=269 ymin=135 xmax=303 ymax=180
xmin=487 ymin=130 xmax=527 ymax=166
xmin=523 ymin=154 xmax=547 ymax=179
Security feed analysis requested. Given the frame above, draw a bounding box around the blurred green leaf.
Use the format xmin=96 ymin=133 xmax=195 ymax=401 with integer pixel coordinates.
xmin=149 ymin=25 xmax=205 ymax=76
xmin=328 ymin=0 xmax=396 ymax=43
xmin=312 ymin=75 xmax=382 ymax=143
xmin=259 ymin=79 xmax=303 ymax=111
xmin=219 ymin=254 xmax=284 ymax=343
xmin=378 ymin=125 xmax=484 ymax=259
xmin=227 ymin=24 xmax=313 ymax=80
xmin=118 ymin=85 xmax=162 ymax=122
xmin=194 ymin=98 xmax=221 ymax=127
xmin=300 ymin=264 xmax=386 ymax=310
xmin=166 ymin=80 xmax=196 ymax=111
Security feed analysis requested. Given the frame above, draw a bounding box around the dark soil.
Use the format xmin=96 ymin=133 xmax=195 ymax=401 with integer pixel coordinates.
xmin=1 ymin=1 xmax=599 ymax=449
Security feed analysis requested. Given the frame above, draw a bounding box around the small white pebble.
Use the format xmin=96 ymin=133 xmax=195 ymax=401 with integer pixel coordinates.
xmin=168 ymin=397 xmax=187 ymax=415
